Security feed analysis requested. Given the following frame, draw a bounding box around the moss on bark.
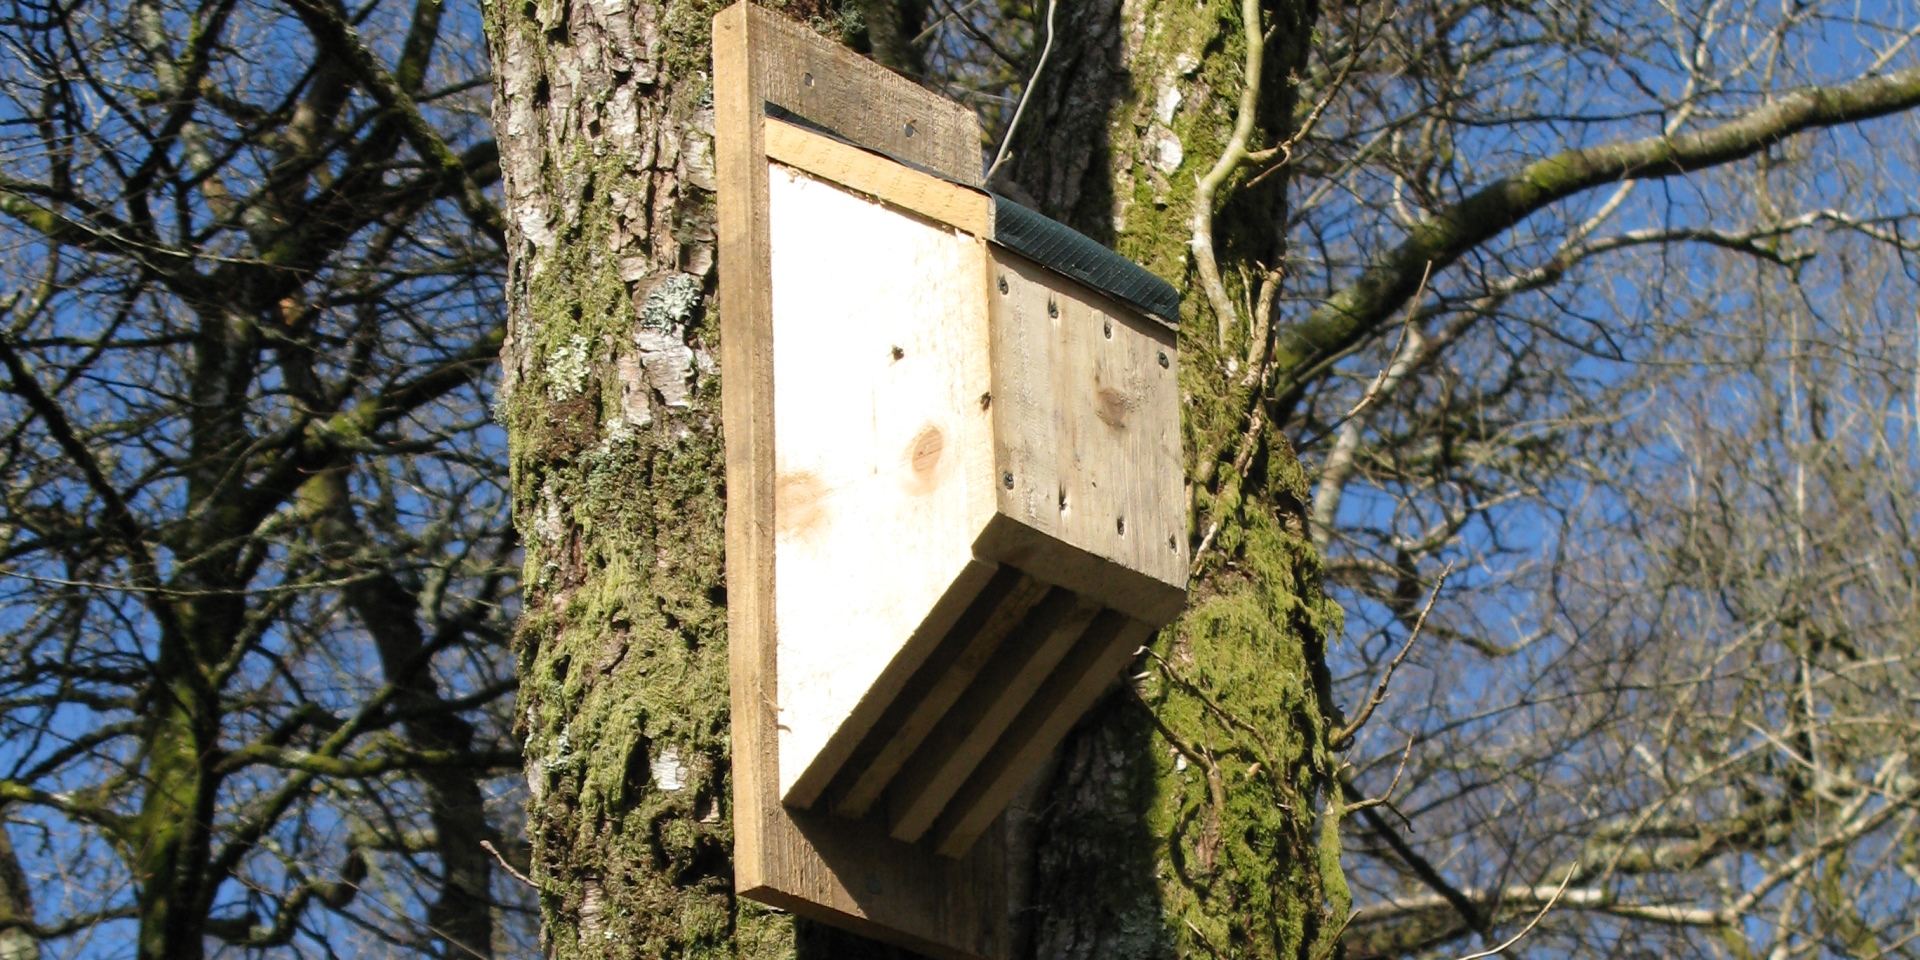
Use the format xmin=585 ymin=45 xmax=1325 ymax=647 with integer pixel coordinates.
xmin=1016 ymin=1 xmax=1349 ymax=958
xmin=488 ymin=0 xmax=1345 ymax=956
xmin=484 ymin=0 xmax=748 ymax=954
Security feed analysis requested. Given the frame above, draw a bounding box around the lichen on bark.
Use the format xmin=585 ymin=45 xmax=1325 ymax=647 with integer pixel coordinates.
xmin=486 ymin=0 xmax=1346 ymax=956
xmin=484 ymin=0 xmax=751 ymax=953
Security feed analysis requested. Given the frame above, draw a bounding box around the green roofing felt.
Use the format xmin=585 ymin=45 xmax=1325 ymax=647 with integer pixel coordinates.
xmin=987 ymin=194 xmax=1180 ymax=327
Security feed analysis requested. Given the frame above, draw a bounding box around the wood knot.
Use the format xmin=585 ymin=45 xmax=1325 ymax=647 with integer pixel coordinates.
xmin=776 ymin=470 xmax=828 ymax=538
xmin=902 ymin=424 xmax=946 ymax=493
xmin=1095 ymin=387 xmax=1135 ymax=428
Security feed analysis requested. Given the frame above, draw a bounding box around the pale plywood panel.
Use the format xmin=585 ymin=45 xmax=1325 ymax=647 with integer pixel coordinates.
xmin=764 ymin=118 xmax=993 ymax=237
xmin=770 ymin=162 xmax=997 ymax=804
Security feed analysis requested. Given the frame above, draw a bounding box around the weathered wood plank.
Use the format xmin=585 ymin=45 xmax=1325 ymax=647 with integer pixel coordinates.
xmin=986 ymin=250 xmax=1188 ymax=601
xmin=764 ymin=118 xmax=993 ymax=237
xmin=714 ymin=0 xmax=777 ymax=895
xmin=742 ymin=6 xmax=980 ymax=185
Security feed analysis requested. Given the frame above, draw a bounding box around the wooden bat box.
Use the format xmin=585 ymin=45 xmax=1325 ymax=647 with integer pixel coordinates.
xmin=715 ymin=6 xmax=1187 ymax=956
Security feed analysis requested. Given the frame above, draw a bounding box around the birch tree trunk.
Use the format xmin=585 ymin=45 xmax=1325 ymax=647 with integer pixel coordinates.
xmin=483 ymin=0 xmax=1345 ymax=956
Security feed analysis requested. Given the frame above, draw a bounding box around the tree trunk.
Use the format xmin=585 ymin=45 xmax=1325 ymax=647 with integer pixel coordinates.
xmin=1008 ymin=2 xmax=1346 ymax=959
xmin=484 ymin=0 xmax=780 ymax=953
xmin=0 ymin=816 xmax=36 ymax=960
xmin=485 ymin=0 xmax=1344 ymax=957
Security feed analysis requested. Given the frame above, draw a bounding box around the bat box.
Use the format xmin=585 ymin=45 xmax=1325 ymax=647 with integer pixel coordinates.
xmin=714 ymin=6 xmax=1187 ymax=957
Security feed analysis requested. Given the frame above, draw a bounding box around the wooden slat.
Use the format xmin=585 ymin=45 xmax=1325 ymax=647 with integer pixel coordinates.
xmin=783 ymin=558 xmax=997 ymax=809
xmin=764 ymin=119 xmax=993 ymax=237
xmin=886 ymin=590 xmax=1103 ymax=842
xmin=832 ymin=573 xmax=1052 ymax=818
xmin=929 ymin=615 xmax=1156 ymax=858
xmin=971 ymin=514 xmax=1185 ymax=625
xmin=742 ymin=6 xmax=981 ymax=185
xmin=715 ymin=0 xmax=778 ymax=896
xmin=819 ymin=565 xmax=1018 ymax=808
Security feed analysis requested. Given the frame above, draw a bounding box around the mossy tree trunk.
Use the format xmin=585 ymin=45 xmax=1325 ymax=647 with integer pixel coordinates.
xmin=484 ymin=0 xmax=752 ymax=953
xmin=484 ymin=0 xmax=1344 ymax=956
xmin=1009 ymin=2 xmax=1347 ymax=959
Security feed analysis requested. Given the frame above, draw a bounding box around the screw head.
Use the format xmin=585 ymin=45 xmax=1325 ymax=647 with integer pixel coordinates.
xmin=998 ymin=274 xmax=1009 ymax=294
xmin=1103 ymin=320 xmax=1113 ymax=339
xmin=1047 ymin=297 xmax=1058 ymax=318
xmin=1158 ymin=351 xmax=1170 ymax=368
xmin=803 ymin=72 xmax=814 ymax=86
xmin=1002 ymin=471 xmax=1015 ymax=489
xmin=903 ymin=121 xmax=916 ymax=138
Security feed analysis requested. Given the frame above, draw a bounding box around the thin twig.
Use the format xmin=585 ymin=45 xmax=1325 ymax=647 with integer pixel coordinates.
xmin=1345 ymin=260 xmax=1430 ymax=419
xmin=910 ymin=0 xmax=980 ymax=47
xmin=1191 ymin=520 xmax=1220 ymax=566
xmin=1449 ymin=862 xmax=1578 ymax=960
xmin=1245 ymin=12 xmax=1389 ymax=188
xmin=984 ymin=0 xmax=1055 ymax=182
xmin=1333 ymin=564 xmax=1450 ymax=746
xmin=481 ymin=840 xmax=536 ymax=889
xmin=1345 ymin=733 xmax=1415 ymax=814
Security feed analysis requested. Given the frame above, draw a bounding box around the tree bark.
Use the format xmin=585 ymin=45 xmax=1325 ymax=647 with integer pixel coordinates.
xmin=1009 ymin=2 xmax=1347 ymax=958
xmin=484 ymin=0 xmax=776 ymax=954
xmin=486 ymin=1 xmax=1345 ymax=958
xmin=0 ymin=818 xmax=36 ymax=960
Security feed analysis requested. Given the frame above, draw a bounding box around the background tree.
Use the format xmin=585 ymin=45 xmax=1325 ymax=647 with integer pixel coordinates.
xmin=0 ymin=0 xmax=529 ymax=955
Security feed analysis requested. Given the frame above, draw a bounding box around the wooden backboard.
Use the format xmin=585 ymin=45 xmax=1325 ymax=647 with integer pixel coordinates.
xmin=713 ymin=7 xmax=1014 ymax=958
